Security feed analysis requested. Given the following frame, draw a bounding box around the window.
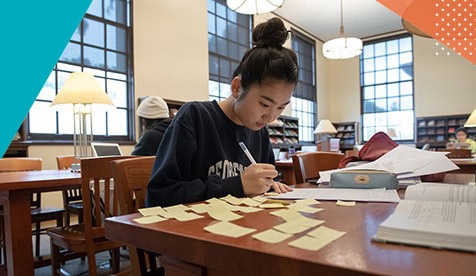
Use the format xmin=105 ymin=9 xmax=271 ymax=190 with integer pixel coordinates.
xmin=360 ymin=35 xmax=414 ymax=142
xmin=28 ymin=0 xmax=133 ymax=142
xmin=291 ymin=32 xmax=317 ymax=143
xmin=207 ymin=0 xmax=251 ymax=101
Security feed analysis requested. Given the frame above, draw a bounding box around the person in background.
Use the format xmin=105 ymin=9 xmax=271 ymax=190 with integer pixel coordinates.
xmin=455 ymin=127 xmax=476 ymax=155
xmin=146 ymin=17 xmax=298 ymax=207
xmin=131 ymin=95 xmax=173 ymax=156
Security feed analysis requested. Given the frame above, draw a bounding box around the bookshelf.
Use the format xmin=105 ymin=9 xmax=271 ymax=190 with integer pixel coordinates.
xmin=415 ymin=114 xmax=475 ymax=148
xmin=267 ymin=115 xmax=300 ymax=150
xmin=137 ymin=97 xmax=186 ymax=137
xmin=332 ymin=122 xmax=359 ymax=151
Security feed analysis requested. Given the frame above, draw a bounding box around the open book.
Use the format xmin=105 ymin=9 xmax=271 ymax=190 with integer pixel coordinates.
xmin=373 ymin=183 xmax=476 ymax=252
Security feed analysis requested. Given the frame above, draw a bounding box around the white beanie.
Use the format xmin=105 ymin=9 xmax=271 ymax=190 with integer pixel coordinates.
xmin=137 ymin=96 xmax=170 ymax=119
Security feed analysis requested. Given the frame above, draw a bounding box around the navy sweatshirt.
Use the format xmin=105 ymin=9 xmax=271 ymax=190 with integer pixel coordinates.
xmin=131 ymin=118 xmax=173 ymax=156
xmin=146 ymin=100 xmax=275 ymax=207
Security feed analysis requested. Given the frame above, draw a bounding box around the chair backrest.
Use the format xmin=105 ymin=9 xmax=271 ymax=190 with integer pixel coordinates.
xmin=80 ymin=156 xmax=137 ymax=240
xmin=292 ymin=151 xmax=345 ymax=183
xmin=56 ymin=155 xmax=75 ymax=170
xmin=0 ymin=157 xmax=42 ymax=172
xmin=0 ymin=157 xmax=43 ymax=208
xmin=110 ymin=156 xmax=156 ymax=214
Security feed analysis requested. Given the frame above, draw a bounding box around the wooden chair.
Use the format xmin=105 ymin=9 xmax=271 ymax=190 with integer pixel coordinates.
xmin=110 ymin=156 xmax=160 ymax=275
xmin=0 ymin=157 xmax=65 ymax=259
xmin=47 ymin=156 xmax=135 ymax=276
xmin=292 ymin=151 xmax=345 ymax=183
xmin=56 ymin=155 xmax=84 ymax=226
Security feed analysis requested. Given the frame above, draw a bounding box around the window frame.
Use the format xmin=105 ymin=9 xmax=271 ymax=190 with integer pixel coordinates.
xmin=26 ymin=0 xmax=135 ymax=144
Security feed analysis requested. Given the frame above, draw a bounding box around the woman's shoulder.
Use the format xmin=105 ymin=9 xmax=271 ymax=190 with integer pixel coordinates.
xmin=176 ymin=101 xmax=218 ymax=117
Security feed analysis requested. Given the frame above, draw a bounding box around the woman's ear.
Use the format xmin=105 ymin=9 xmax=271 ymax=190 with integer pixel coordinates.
xmin=231 ymin=76 xmax=241 ymax=99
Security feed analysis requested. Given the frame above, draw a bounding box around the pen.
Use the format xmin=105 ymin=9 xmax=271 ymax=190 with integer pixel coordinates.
xmin=239 ymin=142 xmax=257 ymax=164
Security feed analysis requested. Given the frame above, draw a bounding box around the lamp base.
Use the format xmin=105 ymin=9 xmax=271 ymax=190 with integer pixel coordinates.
xmin=71 ymin=163 xmax=81 ymax=173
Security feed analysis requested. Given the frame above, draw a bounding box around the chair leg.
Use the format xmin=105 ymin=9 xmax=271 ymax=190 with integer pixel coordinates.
xmin=50 ymin=241 xmax=62 ymax=276
xmin=111 ymin=248 xmax=120 ymax=274
xmin=87 ymin=249 xmax=98 ymax=276
xmin=35 ymin=221 xmax=41 ymax=257
xmin=65 ymin=211 xmax=70 ymax=226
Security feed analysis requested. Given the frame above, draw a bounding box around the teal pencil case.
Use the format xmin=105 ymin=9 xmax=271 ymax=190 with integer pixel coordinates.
xmin=329 ymin=170 xmax=398 ymax=189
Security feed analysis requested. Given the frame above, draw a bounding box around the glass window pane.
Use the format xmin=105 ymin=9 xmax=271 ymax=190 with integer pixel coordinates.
xmin=363 ymin=58 xmax=374 ymax=72
xmin=400 ymin=81 xmax=413 ymax=95
xmin=84 ymin=46 xmax=105 ymax=68
xmin=387 ymin=54 xmax=399 ymax=68
xmin=375 ymin=70 xmax=387 ymax=84
xmin=71 ymin=24 xmax=81 ymax=42
xmin=38 ymin=71 xmax=56 ymax=101
xmin=387 ymin=97 xmax=399 ymax=111
xmin=375 ymin=112 xmax=388 ymax=126
xmin=207 ymin=0 xmax=215 ymax=13
xmin=363 ymin=72 xmax=375 ymax=85
xmin=86 ymin=0 xmax=102 ymax=17
xmin=219 ymin=82 xmax=231 ymax=98
xmin=401 ymin=96 xmax=413 ymax=110
xmin=375 ymin=99 xmax=387 ymax=112
xmin=387 ymin=68 xmax=399 ymax=82
xmin=107 ymin=108 xmax=128 ymax=135
xmin=209 ymin=80 xmax=219 ymax=96
xmin=84 ymin=67 xmax=106 ymax=78
xmin=105 ymin=0 xmax=126 ymax=24
xmin=400 ymin=52 xmax=413 ymax=65
xmin=216 ymin=1 xmax=227 ymax=18
xmin=387 ymin=40 xmax=398 ymax=54
xmin=58 ymin=110 xmax=74 ymax=134
xmin=83 ymin=19 xmax=104 ymax=47
xmin=107 ymin=25 xmax=126 ymax=52
xmin=363 ymin=44 xmax=374 ymax=58
xmin=107 ymin=51 xmax=126 ymax=72
xmin=375 ymin=56 xmax=386 ymax=70
xmin=363 ymin=100 xmax=375 ymax=113
xmin=107 ymin=79 xmax=127 ymax=108
xmin=29 ymin=102 xmax=57 ymax=134
xmin=374 ymin=42 xmax=386 ymax=57
xmin=375 ymin=85 xmax=386 ymax=98
xmin=208 ymin=13 xmax=216 ymax=34
xmin=59 ymin=42 xmax=81 ymax=64
xmin=388 ymin=83 xmax=399 ymax=97
xmin=400 ymin=66 xmax=413 ymax=80
xmin=216 ymin=17 xmax=226 ymax=37
xmin=363 ymin=86 xmax=374 ymax=99
xmin=400 ymin=37 xmax=412 ymax=52
xmin=57 ymin=62 xmax=81 ymax=72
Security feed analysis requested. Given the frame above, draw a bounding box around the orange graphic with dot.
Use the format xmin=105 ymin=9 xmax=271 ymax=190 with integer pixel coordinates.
xmin=378 ymin=0 xmax=476 ymax=65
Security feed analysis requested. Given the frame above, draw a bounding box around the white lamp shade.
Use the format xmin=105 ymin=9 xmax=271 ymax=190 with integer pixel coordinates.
xmin=323 ymin=37 xmax=363 ymax=59
xmin=227 ymin=0 xmax=284 ymax=14
xmin=50 ymin=72 xmax=115 ymax=112
xmin=314 ymin=119 xmax=337 ymax=134
xmin=464 ymin=108 xmax=476 ymax=127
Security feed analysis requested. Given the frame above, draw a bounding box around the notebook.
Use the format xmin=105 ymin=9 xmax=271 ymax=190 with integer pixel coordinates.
xmin=91 ymin=142 xmax=123 ymax=157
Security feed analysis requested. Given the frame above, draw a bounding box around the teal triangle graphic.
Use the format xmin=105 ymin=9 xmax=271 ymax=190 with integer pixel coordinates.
xmin=0 ymin=0 xmax=92 ymax=157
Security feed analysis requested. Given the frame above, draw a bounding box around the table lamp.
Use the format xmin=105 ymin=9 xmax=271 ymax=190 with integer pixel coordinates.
xmin=314 ymin=119 xmax=338 ymax=151
xmin=50 ymin=72 xmax=115 ymax=172
xmin=464 ymin=108 xmax=476 ymax=127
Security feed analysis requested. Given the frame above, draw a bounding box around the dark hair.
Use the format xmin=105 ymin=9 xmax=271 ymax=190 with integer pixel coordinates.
xmin=455 ymin=127 xmax=468 ymax=136
xmin=233 ymin=17 xmax=299 ymax=96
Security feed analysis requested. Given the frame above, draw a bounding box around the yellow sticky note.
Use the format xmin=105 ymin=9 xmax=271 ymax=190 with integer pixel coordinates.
xmin=264 ymin=192 xmax=279 ymax=196
xmin=270 ymin=209 xmax=303 ymax=222
xmin=288 ymin=226 xmax=346 ymax=251
xmin=188 ymin=203 xmax=212 ymax=214
xmin=251 ymin=195 xmax=268 ymax=203
xmin=138 ymin=206 xmax=165 ymax=217
xmin=163 ymin=204 xmax=190 ymax=212
xmin=273 ymin=221 xmax=312 ymax=234
xmin=172 ymin=211 xmax=204 ymax=222
xmin=241 ymin=198 xmax=261 ymax=207
xmin=235 ymin=206 xmax=262 ymax=213
xmin=336 ymin=200 xmax=356 ymax=206
xmin=258 ymin=203 xmax=286 ymax=209
xmin=207 ymin=208 xmax=243 ymax=222
xmin=133 ymin=215 xmax=167 ymax=224
xmin=220 ymin=194 xmax=245 ymax=205
xmin=252 ymin=229 xmax=293 ymax=244
xmin=294 ymin=198 xmax=321 ymax=205
xmin=288 ymin=205 xmax=324 ymax=214
xmin=204 ymin=221 xmax=256 ymax=238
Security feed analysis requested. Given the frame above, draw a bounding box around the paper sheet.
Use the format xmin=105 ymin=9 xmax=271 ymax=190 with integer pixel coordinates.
xmin=270 ymin=209 xmax=303 ymax=222
xmin=138 ymin=206 xmax=166 ymax=217
xmin=269 ymin=188 xmax=400 ymax=203
xmin=287 ymin=204 xmax=323 ymax=214
xmin=336 ymin=200 xmax=356 ymax=206
xmin=172 ymin=211 xmax=204 ymax=222
xmin=252 ymin=229 xmax=293 ymax=244
xmin=273 ymin=216 xmax=324 ymax=234
xmin=234 ymin=206 xmax=262 ymax=213
xmin=207 ymin=208 xmax=243 ymax=221
xmin=163 ymin=204 xmax=190 ymax=212
xmin=133 ymin=215 xmax=167 ymax=224
xmin=258 ymin=203 xmax=287 ymax=209
xmin=188 ymin=203 xmax=212 ymax=214
xmin=204 ymin=221 xmax=256 ymax=238
xmin=241 ymin=198 xmax=261 ymax=207
xmin=220 ymin=195 xmax=245 ymax=205
xmin=288 ymin=226 xmax=346 ymax=251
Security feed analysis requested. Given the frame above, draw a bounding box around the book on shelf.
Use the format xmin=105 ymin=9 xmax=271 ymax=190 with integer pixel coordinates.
xmin=373 ymin=183 xmax=476 ymax=252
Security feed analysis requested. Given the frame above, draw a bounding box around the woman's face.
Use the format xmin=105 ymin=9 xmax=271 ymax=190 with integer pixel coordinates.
xmin=456 ymin=130 xmax=467 ymax=142
xmin=234 ymin=80 xmax=294 ymax=131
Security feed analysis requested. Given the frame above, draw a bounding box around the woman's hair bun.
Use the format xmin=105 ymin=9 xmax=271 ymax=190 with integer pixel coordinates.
xmin=252 ymin=17 xmax=290 ymax=48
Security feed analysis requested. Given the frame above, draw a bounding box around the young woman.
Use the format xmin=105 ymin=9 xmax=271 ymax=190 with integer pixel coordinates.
xmin=146 ymin=17 xmax=299 ymax=207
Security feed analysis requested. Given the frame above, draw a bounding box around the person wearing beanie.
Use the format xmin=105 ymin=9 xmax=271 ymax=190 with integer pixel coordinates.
xmin=132 ymin=95 xmax=173 ymax=156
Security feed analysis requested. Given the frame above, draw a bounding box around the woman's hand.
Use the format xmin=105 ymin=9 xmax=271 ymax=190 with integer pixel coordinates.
xmin=241 ymin=163 xmax=278 ymax=196
xmin=270 ymin=182 xmax=293 ymax=193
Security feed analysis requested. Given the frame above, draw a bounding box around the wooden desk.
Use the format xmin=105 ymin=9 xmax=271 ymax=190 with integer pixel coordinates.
xmin=275 ymin=160 xmax=295 ymax=185
xmin=0 ymin=170 xmax=81 ymax=276
xmin=105 ymin=180 xmax=476 ymax=276
xmin=450 ymin=158 xmax=476 ymax=175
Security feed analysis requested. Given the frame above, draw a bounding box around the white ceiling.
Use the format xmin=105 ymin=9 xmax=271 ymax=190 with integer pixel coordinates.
xmin=273 ymin=0 xmax=406 ymax=42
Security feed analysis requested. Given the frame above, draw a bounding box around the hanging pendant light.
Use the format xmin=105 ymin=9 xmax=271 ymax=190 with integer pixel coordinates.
xmin=322 ymin=0 xmax=362 ymax=59
xmin=227 ymin=0 xmax=285 ymax=15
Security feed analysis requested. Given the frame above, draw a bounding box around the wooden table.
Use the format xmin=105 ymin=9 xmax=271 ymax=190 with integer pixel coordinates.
xmin=0 ymin=170 xmax=81 ymax=276
xmin=275 ymin=159 xmax=295 ymax=185
xmin=105 ymin=178 xmax=476 ymax=276
xmin=450 ymin=158 xmax=476 ymax=175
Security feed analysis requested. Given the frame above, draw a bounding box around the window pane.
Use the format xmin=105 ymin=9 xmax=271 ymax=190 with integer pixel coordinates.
xmin=375 ymin=84 xmax=386 ymax=98
xmin=363 ymin=58 xmax=374 ymax=72
xmin=86 ymin=0 xmax=102 ymax=17
xmin=107 ymin=51 xmax=127 ymax=72
xmin=37 ymin=71 xmax=56 ymax=101
xmin=363 ymin=44 xmax=374 ymax=58
xmin=58 ymin=110 xmax=75 ymax=135
xmin=107 ymin=25 xmax=126 ymax=52
xmin=29 ymin=102 xmax=56 ymax=134
xmin=388 ymin=83 xmax=399 ymax=97
xmin=59 ymin=42 xmax=81 ymax=64
xmin=107 ymin=108 xmax=128 ymax=135
xmin=363 ymin=86 xmax=374 ymax=99
xmin=84 ymin=46 xmax=105 ymax=68
xmin=105 ymin=0 xmax=126 ymax=24
xmin=84 ymin=19 xmax=105 ymax=47
xmin=363 ymin=100 xmax=375 ymax=113
xmin=107 ymin=79 xmax=127 ymax=108
xmin=387 ymin=97 xmax=399 ymax=111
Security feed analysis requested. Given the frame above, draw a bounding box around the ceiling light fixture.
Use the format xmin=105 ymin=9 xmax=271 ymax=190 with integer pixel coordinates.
xmin=226 ymin=0 xmax=284 ymax=15
xmin=322 ymin=0 xmax=362 ymax=59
